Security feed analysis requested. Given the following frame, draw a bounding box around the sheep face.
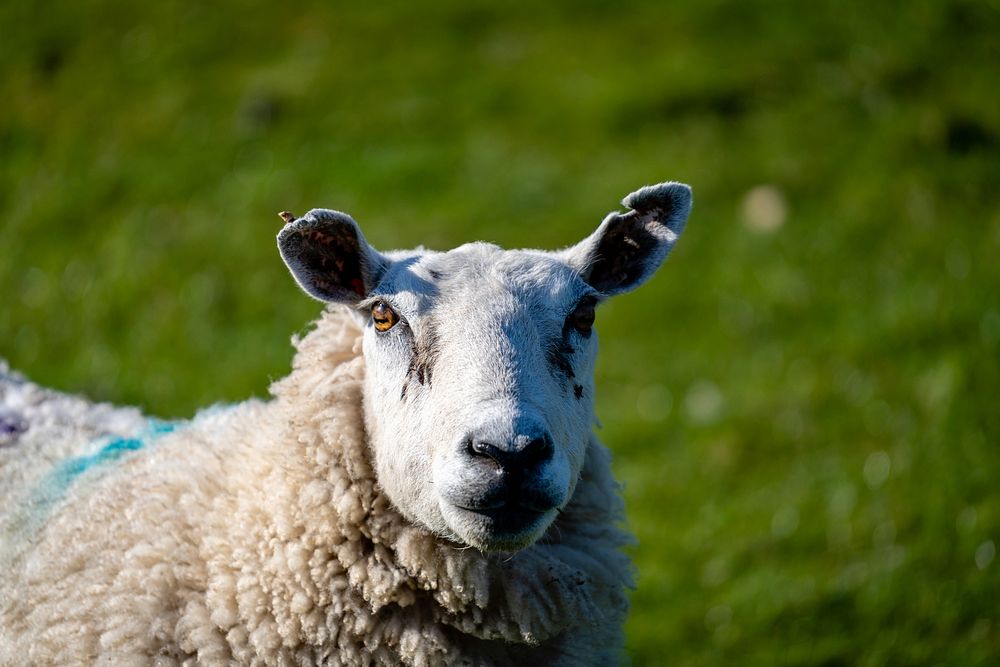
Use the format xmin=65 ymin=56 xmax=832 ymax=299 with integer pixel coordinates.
xmin=359 ymin=245 xmax=598 ymax=552
xmin=278 ymin=182 xmax=691 ymax=551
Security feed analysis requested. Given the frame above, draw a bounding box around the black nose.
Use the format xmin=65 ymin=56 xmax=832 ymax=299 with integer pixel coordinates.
xmin=466 ymin=432 xmax=554 ymax=474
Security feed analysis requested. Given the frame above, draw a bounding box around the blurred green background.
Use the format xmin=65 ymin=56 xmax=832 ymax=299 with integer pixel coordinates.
xmin=2 ymin=0 xmax=999 ymax=663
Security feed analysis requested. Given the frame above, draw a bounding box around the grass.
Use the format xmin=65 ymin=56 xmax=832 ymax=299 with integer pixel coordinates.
xmin=2 ymin=0 xmax=998 ymax=663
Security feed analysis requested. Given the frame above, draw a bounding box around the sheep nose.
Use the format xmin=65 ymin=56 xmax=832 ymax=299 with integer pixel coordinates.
xmin=465 ymin=432 xmax=554 ymax=474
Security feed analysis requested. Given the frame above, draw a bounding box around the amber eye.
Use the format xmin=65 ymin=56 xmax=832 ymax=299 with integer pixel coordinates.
xmin=569 ymin=299 xmax=596 ymax=335
xmin=371 ymin=300 xmax=399 ymax=332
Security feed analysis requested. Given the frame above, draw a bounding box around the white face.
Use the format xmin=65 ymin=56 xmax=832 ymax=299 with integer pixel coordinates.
xmin=278 ymin=181 xmax=692 ymax=552
xmin=360 ymin=245 xmax=600 ymax=551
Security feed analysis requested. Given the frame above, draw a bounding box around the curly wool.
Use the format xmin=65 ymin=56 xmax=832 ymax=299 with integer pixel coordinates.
xmin=0 ymin=308 xmax=633 ymax=665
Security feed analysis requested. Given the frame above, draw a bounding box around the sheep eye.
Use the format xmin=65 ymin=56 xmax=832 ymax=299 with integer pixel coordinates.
xmin=371 ymin=300 xmax=399 ymax=332
xmin=569 ymin=299 xmax=596 ymax=335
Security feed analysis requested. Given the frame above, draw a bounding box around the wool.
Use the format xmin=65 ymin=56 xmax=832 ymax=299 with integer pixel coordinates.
xmin=0 ymin=308 xmax=633 ymax=665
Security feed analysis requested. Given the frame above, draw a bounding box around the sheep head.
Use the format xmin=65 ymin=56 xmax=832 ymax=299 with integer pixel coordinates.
xmin=277 ymin=182 xmax=692 ymax=552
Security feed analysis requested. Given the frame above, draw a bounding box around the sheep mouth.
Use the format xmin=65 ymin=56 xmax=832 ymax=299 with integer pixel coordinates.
xmin=444 ymin=502 xmax=556 ymax=551
xmin=456 ymin=504 xmax=547 ymax=526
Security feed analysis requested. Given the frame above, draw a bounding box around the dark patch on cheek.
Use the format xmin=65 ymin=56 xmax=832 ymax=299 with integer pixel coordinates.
xmin=547 ymin=340 xmax=576 ymax=381
xmin=548 ymin=312 xmax=585 ymax=382
xmin=574 ymin=384 xmax=584 ymax=399
xmin=402 ymin=321 xmax=441 ymax=398
xmin=402 ymin=339 xmax=420 ymax=398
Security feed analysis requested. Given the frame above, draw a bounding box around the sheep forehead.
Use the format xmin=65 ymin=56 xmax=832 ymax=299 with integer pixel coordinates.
xmin=381 ymin=242 xmax=589 ymax=318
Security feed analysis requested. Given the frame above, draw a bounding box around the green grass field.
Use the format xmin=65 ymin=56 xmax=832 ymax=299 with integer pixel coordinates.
xmin=2 ymin=1 xmax=998 ymax=663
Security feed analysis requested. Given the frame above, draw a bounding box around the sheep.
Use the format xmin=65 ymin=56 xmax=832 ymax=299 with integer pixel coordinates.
xmin=0 ymin=181 xmax=692 ymax=666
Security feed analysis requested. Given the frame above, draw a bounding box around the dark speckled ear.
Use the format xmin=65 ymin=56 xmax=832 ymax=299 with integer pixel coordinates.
xmin=277 ymin=209 xmax=389 ymax=304
xmin=562 ymin=182 xmax=692 ymax=295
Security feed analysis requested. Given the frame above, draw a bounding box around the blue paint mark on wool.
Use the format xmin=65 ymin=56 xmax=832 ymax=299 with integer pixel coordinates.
xmin=1 ymin=419 xmax=182 ymax=552
xmin=47 ymin=419 xmax=178 ymax=491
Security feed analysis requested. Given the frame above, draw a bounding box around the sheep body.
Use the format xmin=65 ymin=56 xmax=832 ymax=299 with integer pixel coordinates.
xmin=2 ymin=181 xmax=692 ymax=664
xmin=0 ymin=309 xmax=632 ymax=665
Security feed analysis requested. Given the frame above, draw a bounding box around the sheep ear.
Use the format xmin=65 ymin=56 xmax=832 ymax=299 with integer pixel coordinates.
xmin=563 ymin=182 xmax=692 ymax=295
xmin=277 ymin=209 xmax=389 ymax=304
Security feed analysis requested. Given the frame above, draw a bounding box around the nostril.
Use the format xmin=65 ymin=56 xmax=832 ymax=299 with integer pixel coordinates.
xmin=464 ymin=433 xmax=553 ymax=473
xmin=521 ymin=435 xmax=553 ymax=467
xmin=467 ymin=439 xmax=503 ymax=464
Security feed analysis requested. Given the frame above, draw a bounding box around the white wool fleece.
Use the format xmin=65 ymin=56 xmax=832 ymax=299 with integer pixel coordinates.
xmin=0 ymin=310 xmax=633 ymax=666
